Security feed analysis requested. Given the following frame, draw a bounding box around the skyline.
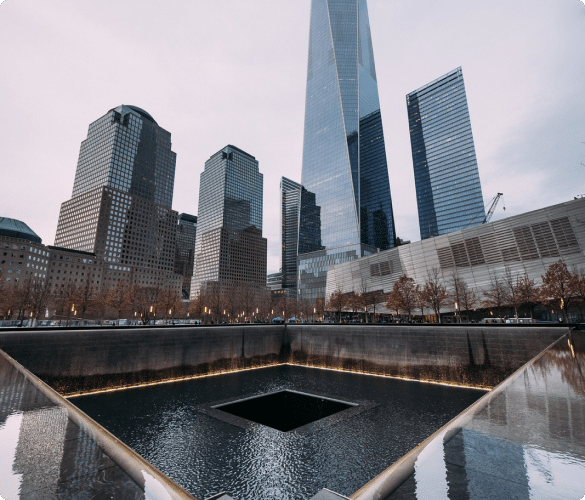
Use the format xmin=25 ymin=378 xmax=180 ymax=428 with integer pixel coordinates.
xmin=0 ymin=0 xmax=584 ymax=274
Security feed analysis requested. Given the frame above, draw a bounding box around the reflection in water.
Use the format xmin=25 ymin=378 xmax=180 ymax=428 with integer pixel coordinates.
xmin=524 ymin=447 xmax=585 ymax=499
xmin=387 ymin=331 xmax=585 ymax=499
xmin=0 ymin=353 xmax=148 ymax=500
xmin=0 ymin=412 xmax=23 ymax=499
xmin=414 ymin=435 xmax=449 ymax=500
xmin=72 ymin=365 xmax=484 ymax=500
xmin=142 ymin=470 xmax=173 ymax=500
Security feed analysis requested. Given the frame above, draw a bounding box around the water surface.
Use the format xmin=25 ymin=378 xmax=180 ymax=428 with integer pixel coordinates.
xmin=71 ymin=365 xmax=485 ymax=500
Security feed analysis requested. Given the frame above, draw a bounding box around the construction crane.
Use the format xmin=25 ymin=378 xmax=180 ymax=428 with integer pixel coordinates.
xmin=484 ymin=193 xmax=504 ymax=223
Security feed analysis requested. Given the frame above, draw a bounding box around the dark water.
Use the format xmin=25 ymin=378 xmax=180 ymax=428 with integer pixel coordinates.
xmin=71 ymin=365 xmax=485 ymax=500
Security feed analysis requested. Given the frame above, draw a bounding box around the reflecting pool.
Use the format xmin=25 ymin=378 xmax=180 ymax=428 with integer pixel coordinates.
xmin=71 ymin=365 xmax=485 ymax=500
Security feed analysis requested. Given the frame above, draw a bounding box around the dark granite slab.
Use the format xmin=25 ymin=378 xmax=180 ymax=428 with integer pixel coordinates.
xmin=0 ymin=348 xmax=196 ymax=500
xmin=376 ymin=330 xmax=585 ymax=500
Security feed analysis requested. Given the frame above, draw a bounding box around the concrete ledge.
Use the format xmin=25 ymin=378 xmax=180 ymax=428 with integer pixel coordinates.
xmin=0 ymin=325 xmax=567 ymax=395
xmin=349 ymin=331 xmax=574 ymax=500
xmin=0 ymin=348 xmax=198 ymax=500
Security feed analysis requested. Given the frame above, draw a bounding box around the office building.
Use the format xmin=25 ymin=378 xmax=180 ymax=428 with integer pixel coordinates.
xmin=407 ymin=67 xmax=485 ymax=240
xmin=174 ymin=213 xmax=197 ymax=298
xmin=0 ymin=217 xmax=102 ymax=289
xmin=54 ymin=105 xmax=182 ymax=291
xmin=281 ymin=177 xmax=301 ymax=295
xmin=267 ymin=271 xmax=283 ymax=291
xmin=191 ymin=145 xmax=267 ymax=298
xmin=326 ymin=198 xmax=585 ymax=317
xmin=298 ymin=0 xmax=396 ymax=300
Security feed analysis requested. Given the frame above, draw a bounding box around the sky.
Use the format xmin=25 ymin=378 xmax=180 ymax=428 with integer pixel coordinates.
xmin=0 ymin=0 xmax=584 ymax=274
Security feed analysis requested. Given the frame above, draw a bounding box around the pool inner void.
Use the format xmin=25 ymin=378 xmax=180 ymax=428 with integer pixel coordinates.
xmin=214 ymin=390 xmax=354 ymax=432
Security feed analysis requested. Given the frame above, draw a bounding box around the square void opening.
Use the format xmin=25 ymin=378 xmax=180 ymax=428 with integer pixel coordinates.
xmin=214 ymin=390 xmax=355 ymax=432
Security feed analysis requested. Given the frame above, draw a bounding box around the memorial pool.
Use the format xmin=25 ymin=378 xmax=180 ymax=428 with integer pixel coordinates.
xmin=71 ymin=365 xmax=485 ymax=500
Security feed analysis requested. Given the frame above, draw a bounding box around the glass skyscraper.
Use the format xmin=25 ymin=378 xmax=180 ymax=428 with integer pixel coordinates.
xmin=298 ymin=0 xmax=396 ymax=300
xmin=281 ymin=177 xmax=301 ymax=295
xmin=191 ymin=145 xmax=266 ymax=298
xmin=174 ymin=213 xmax=197 ymax=298
xmin=54 ymin=105 xmax=182 ymax=290
xmin=407 ymin=67 xmax=485 ymax=240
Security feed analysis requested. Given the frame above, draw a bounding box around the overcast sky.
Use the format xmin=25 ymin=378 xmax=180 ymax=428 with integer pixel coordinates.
xmin=0 ymin=0 xmax=584 ymax=274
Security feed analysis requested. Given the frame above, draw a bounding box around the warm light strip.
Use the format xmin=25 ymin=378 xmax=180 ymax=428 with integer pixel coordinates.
xmin=64 ymin=362 xmax=286 ymax=398
xmin=285 ymin=362 xmax=492 ymax=391
xmin=65 ymin=362 xmax=491 ymax=398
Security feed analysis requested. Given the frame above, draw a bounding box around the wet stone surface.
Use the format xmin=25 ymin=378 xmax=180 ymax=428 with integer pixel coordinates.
xmin=71 ymin=365 xmax=485 ymax=500
xmin=385 ymin=331 xmax=585 ymax=500
xmin=0 ymin=354 xmax=145 ymax=500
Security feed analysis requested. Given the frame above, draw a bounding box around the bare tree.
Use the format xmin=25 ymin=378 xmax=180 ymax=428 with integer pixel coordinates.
xmin=314 ymin=297 xmax=325 ymax=322
xmin=449 ymin=273 xmax=466 ymax=323
xmin=54 ymin=282 xmax=80 ymax=326
xmin=385 ymin=288 xmax=401 ymax=319
xmin=92 ymin=287 xmax=110 ymax=325
xmin=386 ymin=275 xmax=418 ymax=321
xmin=107 ymin=280 xmax=131 ymax=325
xmin=256 ymin=288 xmax=273 ymax=322
xmin=482 ymin=273 xmax=510 ymax=319
xmin=574 ymin=269 xmax=585 ymax=321
xmin=0 ymin=278 xmax=19 ymax=320
xmin=128 ymin=285 xmax=162 ymax=324
xmin=539 ymin=260 xmax=579 ymax=322
xmin=450 ymin=273 xmax=478 ymax=322
xmin=347 ymin=292 xmax=365 ymax=321
xmin=205 ymin=285 xmax=225 ymax=323
xmin=327 ymin=289 xmax=348 ymax=323
xmin=189 ymin=290 xmax=206 ymax=322
xmin=222 ymin=287 xmax=239 ymax=323
xmin=365 ymin=289 xmax=386 ymax=323
xmin=11 ymin=278 xmax=34 ymax=324
xmin=28 ymin=278 xmax=53 ymax=327
xmin=460 ymin=284 xmax=478 ymax=322
xmin=502 ymin=267 xmax=538 ymax=320
xmin=76 ymin=279 xmax=97 ymax=322
xmin=157 ymin=287 xmax=183 ymax=324
xmin=239 ymin=285 xmax=257 ymax=322
xmin=517 ymin=273 xmax=539 ymax=319
xmin=419 ymin=268 xmax=449 ymax=324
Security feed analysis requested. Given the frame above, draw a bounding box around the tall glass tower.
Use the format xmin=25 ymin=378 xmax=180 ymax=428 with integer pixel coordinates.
xmin=407 ymin=67 xmax=485 ymax=240
xmin=298 ymin=0 xmax=395 ymax=300
xmin=281 ymin=177 xmax=301 ymax=295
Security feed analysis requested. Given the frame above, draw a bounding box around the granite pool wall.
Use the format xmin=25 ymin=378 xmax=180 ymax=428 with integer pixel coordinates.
xmin=0 ymin=324 xmax=567 ymax=395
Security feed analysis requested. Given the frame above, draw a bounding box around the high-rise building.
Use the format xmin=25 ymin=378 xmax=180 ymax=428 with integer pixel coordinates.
xmin=190 ymin=145 xmax=266 ymax=298
xmin=174 ymin=213 xmax=197 ymax=298
xmin=407 ymin=67 xmax=485 ymax=240
xmin=281 ymin=177 xmax=301 ymax=295
xmin=54 ymin=105 xmax=182 ymax=291
xmin=298 ymin=0 xmax=396 ymax=300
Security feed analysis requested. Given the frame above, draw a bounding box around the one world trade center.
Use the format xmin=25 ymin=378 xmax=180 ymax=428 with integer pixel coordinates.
xmin=297 ymin=0 xmax=396 ymax=300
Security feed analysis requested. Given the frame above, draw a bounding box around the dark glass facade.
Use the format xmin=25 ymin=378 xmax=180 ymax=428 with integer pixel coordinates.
xmin=174 ymin=213 xmax=197 ymax=298
xmin=298 ymin=0 xmax=395 ymax=300
xmin=191 ymin=145 xmax=266 ymax=298
xmin=407 ymin=67 xmax=485 ymax=240
xmin=281 ymin=177 xmax=301 ymax=295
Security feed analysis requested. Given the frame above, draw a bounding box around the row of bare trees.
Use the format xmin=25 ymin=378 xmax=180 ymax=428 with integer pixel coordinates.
xmin=3 ymin=260 xmax=584 ymax=326
xmin=327 ymin=260 xmax=585 ymax=324
xmin=0 ymin=278 xmax=184 ymax=326
xmin=186 ymin=286 xmax=325 ymax=323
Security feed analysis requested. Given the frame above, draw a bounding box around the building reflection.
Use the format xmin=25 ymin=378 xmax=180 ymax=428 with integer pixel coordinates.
xmin=393 ymin=331 xmax=585 ymax=500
